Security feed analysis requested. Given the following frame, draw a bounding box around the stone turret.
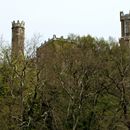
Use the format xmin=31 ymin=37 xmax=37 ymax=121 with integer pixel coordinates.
xmin=11 ymin=20 xmax=25 ymax=59
xmin=119 ymin=11 xmax=130 ymax=46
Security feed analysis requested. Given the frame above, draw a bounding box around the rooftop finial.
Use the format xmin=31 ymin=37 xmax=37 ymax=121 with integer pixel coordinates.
xmin=120 ymin=11 xmax=124 ymax=17
xmin=53 ymin=34 xmax=56 ymax=40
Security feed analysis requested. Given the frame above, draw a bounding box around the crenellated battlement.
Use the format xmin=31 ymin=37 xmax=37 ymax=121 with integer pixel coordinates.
xmin=12 ymin=20 xmax=25 ymax=28
xmin=120 ymin=11 xmax=130 ymax=21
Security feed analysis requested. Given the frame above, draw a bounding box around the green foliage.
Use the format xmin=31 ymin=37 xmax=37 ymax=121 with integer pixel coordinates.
xmin=0 ymin=35 xmax=130 ymax=130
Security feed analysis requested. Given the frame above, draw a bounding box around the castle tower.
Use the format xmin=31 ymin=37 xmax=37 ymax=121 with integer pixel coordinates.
xmin=119 ymin=11 xmax=130 ymax=46
xmin=11 ymin=20 xmax=25 ymax=59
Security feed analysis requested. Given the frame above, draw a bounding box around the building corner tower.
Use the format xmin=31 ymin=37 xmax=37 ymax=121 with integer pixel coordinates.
xmin=119 ymin=11 xmax=130 ymax=46
xmin=11 ymin=20 xmax=25 ymax=59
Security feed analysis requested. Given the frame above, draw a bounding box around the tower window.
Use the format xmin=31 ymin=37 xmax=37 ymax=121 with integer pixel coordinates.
xmin=124 ymin=21 xmax=129 ymax=36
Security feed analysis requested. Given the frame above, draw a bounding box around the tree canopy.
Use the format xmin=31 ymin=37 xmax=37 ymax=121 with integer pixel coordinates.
xmin=0 ymin=35 xmax=130 ymax=130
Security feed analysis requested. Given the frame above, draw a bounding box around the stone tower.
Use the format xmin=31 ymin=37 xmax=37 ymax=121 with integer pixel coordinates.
xmin=119 ymin=11 xmax=130 ymax=46
xmin=11 ymin=20 xmax=25 ymax=59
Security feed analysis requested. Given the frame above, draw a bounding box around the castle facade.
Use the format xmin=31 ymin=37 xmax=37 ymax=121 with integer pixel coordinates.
xmin=11 ymin=12 xmax=129 ymax=59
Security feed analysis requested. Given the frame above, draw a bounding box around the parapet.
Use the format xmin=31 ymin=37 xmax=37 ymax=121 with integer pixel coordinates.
xmin=120 ymin=11 xmax=130 ymax=21
xmin=12 ymin=20 xmax=25 ymax=28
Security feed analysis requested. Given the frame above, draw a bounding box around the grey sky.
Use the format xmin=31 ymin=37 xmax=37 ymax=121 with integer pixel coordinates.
xmin=1 ymin=0 xmax=130 ymax=43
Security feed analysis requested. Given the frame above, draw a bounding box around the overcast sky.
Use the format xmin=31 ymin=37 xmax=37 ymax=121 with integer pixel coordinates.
xmin=1 ymin=0 xmax=130 ymax=43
